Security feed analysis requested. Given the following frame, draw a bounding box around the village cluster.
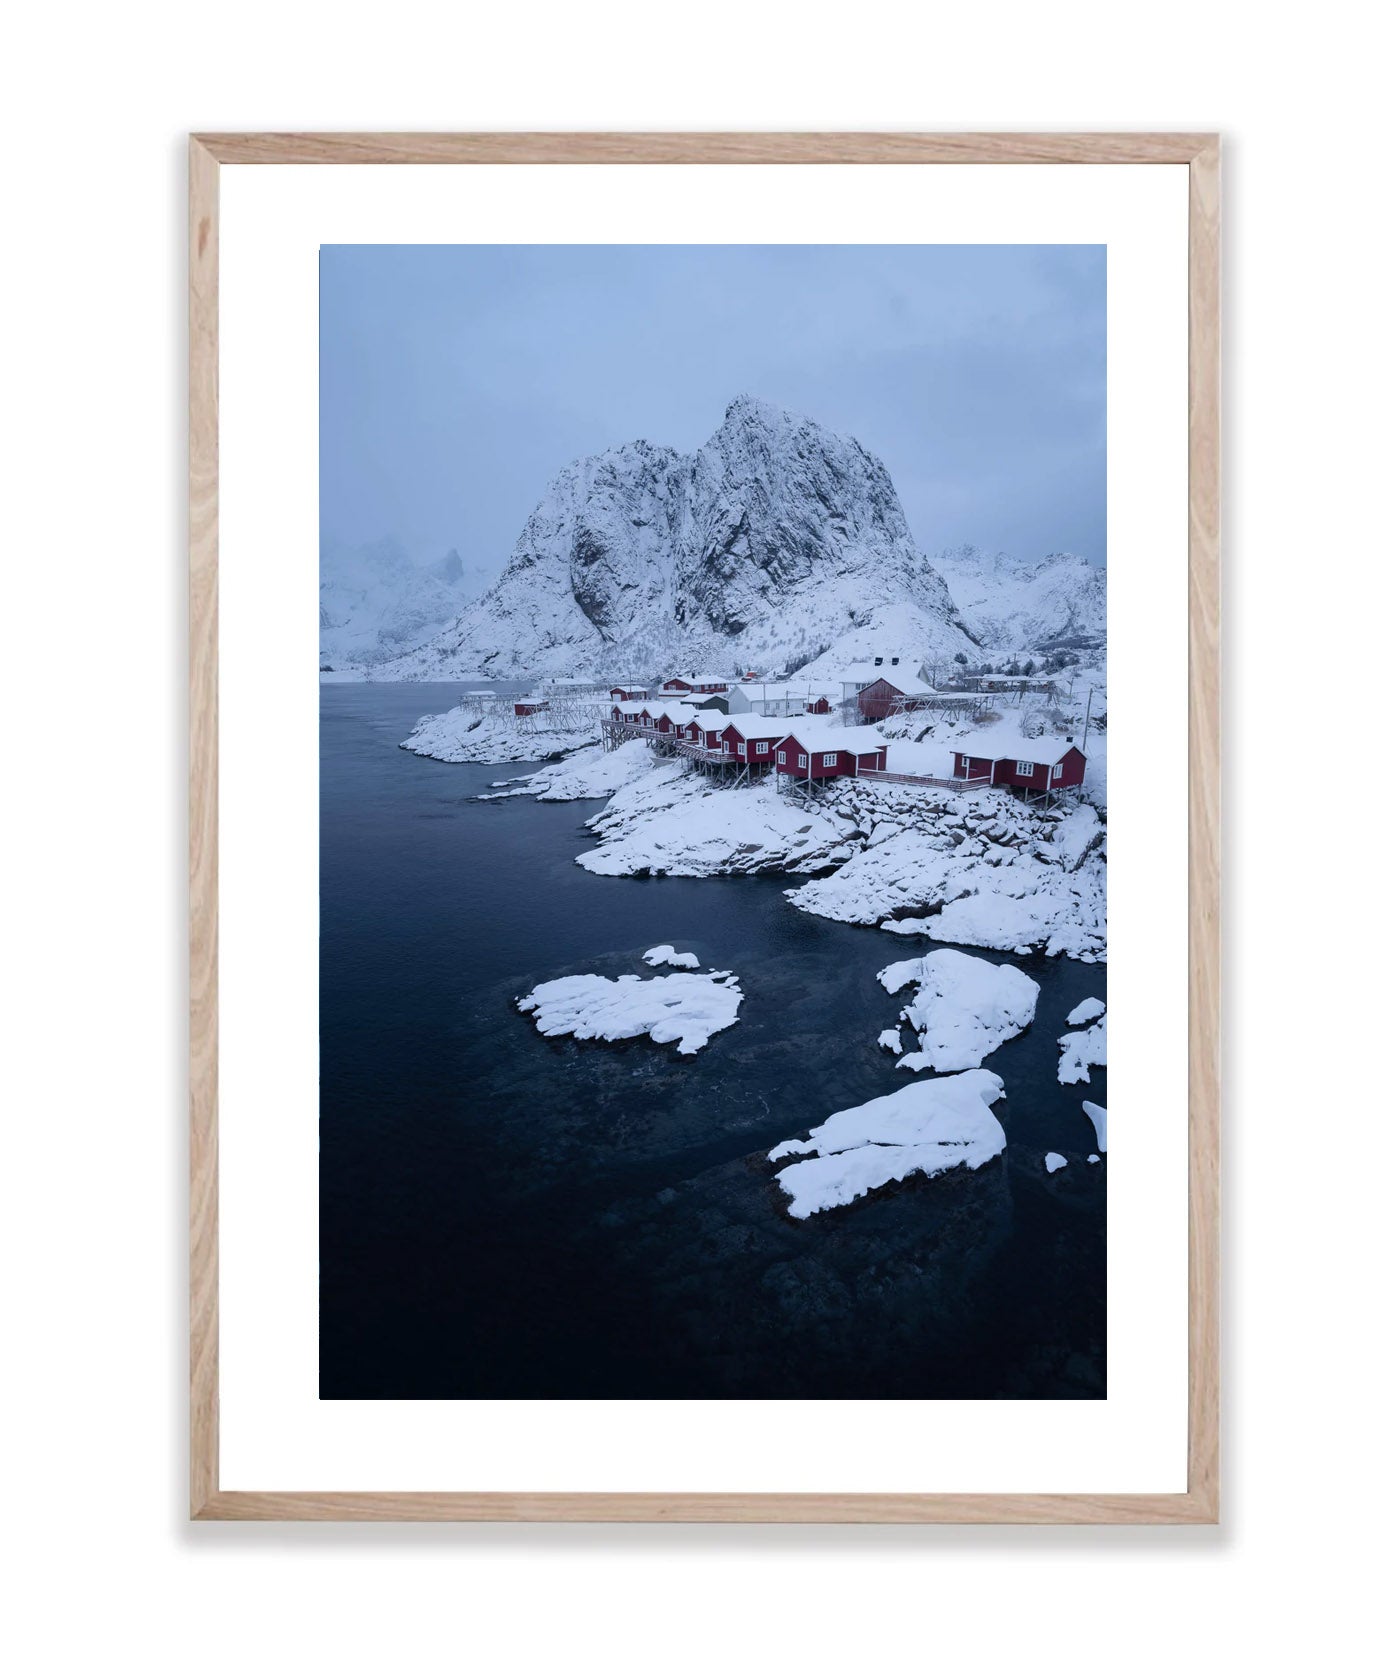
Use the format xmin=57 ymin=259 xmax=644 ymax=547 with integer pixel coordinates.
xmin=561 ymin=660 xmax=1091 ymax=806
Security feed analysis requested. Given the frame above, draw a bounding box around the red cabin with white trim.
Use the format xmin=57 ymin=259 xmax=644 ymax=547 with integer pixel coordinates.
xmin=513 ymin=696 xmax=548 ymax=717
xmin=659 ymin=672 xmax=729 ymax=695
xmin=950 ymin=735 xmax=1087 ymax=793
xmin=773 ymin=728 xmax=889 ymax=779
xmin=719 ymin=718 xmax=781 ymax=765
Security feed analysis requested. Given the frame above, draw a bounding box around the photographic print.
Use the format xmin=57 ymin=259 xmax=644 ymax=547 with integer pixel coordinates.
xmin=318 ymin=241 xmax=1110 ymax=1403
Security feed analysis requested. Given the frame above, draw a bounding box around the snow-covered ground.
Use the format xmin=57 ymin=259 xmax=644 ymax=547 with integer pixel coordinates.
xmin=877 ymin=948 xmax=1039 ymax=1072
xmin=789 ymin=785 xmax=1104 ymax=963
xmin=517 ymin=969 xmax=743 ymax=1056
xmin=481 ymin=738 xmax=656 ymax=801
xmin=402 ymin=700 xmax=604 ymax=764
xmin=767 ymin=1069 xmax=1007 ymax=1219
xmin=398 ymin=689 xmax=1107 ymax=964
xmin=1058 ymin=1014 xmax=1108 ymax=1084
xmin=578 ymin=764 xmax=852 ymax=879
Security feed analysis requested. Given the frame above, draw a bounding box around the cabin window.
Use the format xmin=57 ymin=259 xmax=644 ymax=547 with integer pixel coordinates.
xmin=755 ymin=741 xmax=768 ymax=755
xmin=777 ymin=751 xmax=787 ymax=764
xmin=960 ymin=755 xmax=970 ymax=771
xmin=1052 ymin=763 xmax=1063 ymax=779
xmin=822 ymin=753 xmax=837 ymax=767
xmin=724 ymin=740 xmax=733 ymax=753
xmin=1016 ymin=760 xmax=1034 ymax=775
xmin=798 ymin=754 xmax=808 ymax=768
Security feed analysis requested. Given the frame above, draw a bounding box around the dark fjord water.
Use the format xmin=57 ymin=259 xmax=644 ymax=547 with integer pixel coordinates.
xmin=321 ymin=683 xmax=1107 ymax=1399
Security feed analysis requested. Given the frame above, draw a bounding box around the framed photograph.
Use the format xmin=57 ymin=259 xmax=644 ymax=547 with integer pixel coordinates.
xmin=191 ymin=131 xmax=1219 ymax=1522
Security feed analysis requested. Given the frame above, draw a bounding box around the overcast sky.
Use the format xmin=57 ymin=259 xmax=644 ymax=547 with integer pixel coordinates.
xmin=321 ymin=244 xmax=1105 ymax=584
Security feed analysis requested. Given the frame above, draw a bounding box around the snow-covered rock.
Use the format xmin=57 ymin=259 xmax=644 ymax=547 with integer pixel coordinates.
xmin=401 ymin=701 xmax=603 ymax=764
xmin=319 ymin=538 xmax=477 ymax=669
xmin=517 ymin=970 xmax=743 ymax=1056
xmin=372 ymin=395 xmax=979 ymax=681
xmin=1044 ymin=1152 xmax=1069 ymax=1174
xmin=578 ymin=766 xmax=849 ymax=879
xmin=876 ymin=1029 xmax=904 ymax=1054
xmin=877 ymin=948 xmax=1039 ymax=1072
xmin=1082 ymin=1101 xmax=1108 ymax=1151
xmin=643 ymin=944 xmax=701 ymax=970
xmin=1066 ymin=996 xmax=1107 ymax=1026
xmin=932 ymin=544 xmax=1106 ymax=653
xmin=475 ymin=738 xmax=659 ymax=798
xmin=1058 ymin=1017 xmax=1107 ymax=1085
xmin=783 ymin=783 xmax=1105 ymax=962
xmin=767 ymin=1070 xmax=1007 ymax=1219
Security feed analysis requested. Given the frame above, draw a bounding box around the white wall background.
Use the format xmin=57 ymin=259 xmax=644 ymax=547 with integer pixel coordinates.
xmin=4 ymin=4 xmax=1393 ymax=1675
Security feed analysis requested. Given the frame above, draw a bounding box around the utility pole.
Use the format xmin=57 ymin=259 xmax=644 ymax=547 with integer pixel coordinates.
xmin=1081 ymin=686 xmax=1095 ymax=753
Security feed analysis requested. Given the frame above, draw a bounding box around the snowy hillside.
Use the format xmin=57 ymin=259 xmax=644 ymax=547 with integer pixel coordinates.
xmin=319 ymin=538 xmax=477 ymax=669
xmin=371 ymin=396 xmax=981 ymax=680
xmin=932 ymin=545 xmax=1105 ymax=653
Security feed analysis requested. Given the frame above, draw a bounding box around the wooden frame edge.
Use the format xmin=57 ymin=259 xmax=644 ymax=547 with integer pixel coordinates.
xmin=188 ymin=132 xmax=1221 ymax=1525
xmin=190 ymin=135 xmax=220 ymax=1519
xmin=191 ymin=131 xmax=1214 ymax=166
xmin=193 ymin=1488 xmax=1218 ymax=1524
xmin=1185 ymin=136 xmax=1222 ymax=1526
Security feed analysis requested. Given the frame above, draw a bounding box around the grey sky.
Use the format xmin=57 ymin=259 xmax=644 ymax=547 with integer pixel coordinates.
xmin=321 ymin=244 xmax=1105 ymax=585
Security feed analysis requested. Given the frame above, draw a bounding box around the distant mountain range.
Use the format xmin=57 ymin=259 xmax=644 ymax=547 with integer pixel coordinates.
xmin=319 ymin=538 xmax=478 ymax=669
xmin=328 ymin=397 xmax=1105 ymax=679
xmin=932 ymin=545 xmax=1105 ymax=654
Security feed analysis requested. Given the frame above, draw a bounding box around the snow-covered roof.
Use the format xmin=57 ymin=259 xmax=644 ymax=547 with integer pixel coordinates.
xmin=836 ymin=661 xmax=926 ymax=687
xmin=612 ymin=700 xmax=649 ymax=715
xmin=954 ymin=729 xmax=1082 ymax=765
xmin=773 ymin=725 xmax=888 ymax=756
xmin=859 ymin=672 xmax=935 ymax=696
xmin=721 ymin=713 xmax=788 ymax=738
xmin=662 ymin=673 xmax=729 ymax=687
xmin=514 ymin=694 xmax=547 ymax=704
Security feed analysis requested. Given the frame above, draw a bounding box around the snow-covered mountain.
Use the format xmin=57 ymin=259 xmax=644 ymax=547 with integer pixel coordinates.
xmin=371 ymin=396 xmax=980 ymax=680
xmin=932 ymin=545 xmax=1106 ymax=654
xmin=319 ymin=538 xmax=477 ymax=669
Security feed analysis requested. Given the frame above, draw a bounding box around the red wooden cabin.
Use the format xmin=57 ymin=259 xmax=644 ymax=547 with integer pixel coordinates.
xmin=513 ymin=696 xmax=548 ymax=717
xmin=951 ymin=736 xmax=1086 ymax=793
xmin=773 ymin=729 xmax=888 ymax=779
xmin=660 ymin=673 xmax=729 ymax=695
xmin=856 ymin=676 xmax=936 ymax=721
xmin=804 ymin=695 xmax=832 ymax=714
xmin=718 ymin=718 xmax=782 ymax=765
xmin=609 ymin=685 xmax=648 ymax=701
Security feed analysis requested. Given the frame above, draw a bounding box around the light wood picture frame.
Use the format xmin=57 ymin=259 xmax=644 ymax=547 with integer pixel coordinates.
xmin=190 ymin=130 xmax=1220 ymax=1523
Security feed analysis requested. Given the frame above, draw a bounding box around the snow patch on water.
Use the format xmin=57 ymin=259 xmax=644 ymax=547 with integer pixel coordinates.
xmin=517 ymin=969 xmax=742 ymax=1056
xmin=767 ymin=1070 xmax=1006 ymax=1219
xmin=878 ymin=948 xmax=1039 ymax=1073
xmin=1066 ymin=996 xmax=1106 ymax=1026
xmin=1058 ymin=1016 xmax=1107 ymax=1085
xmin=643 ymin=944 xmax=701 ymax=970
